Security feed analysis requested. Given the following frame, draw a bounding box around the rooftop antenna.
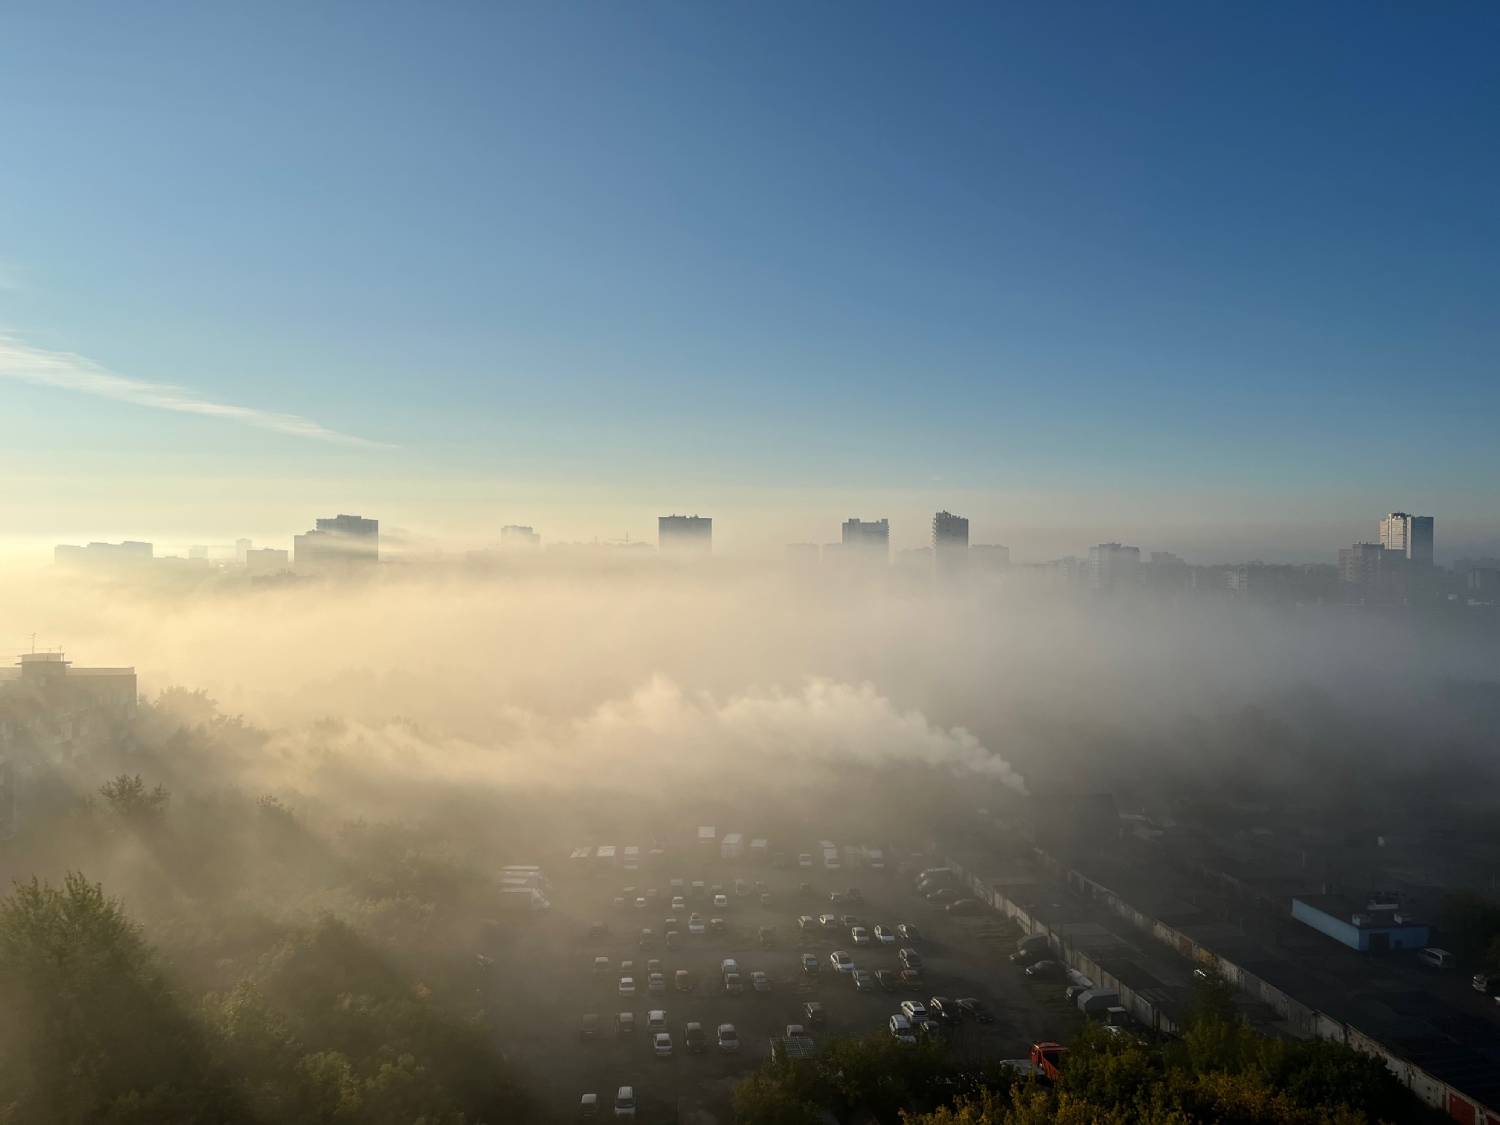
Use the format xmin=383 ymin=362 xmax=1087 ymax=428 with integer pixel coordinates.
xmin=27 ymin=633 xmax=36 ymax=654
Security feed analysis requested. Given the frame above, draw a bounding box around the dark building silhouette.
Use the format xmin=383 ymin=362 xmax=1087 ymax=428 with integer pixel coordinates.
xmin=932 ymin=510 xmax=969 ymax=578
xmin=294 ymin=514 xmax=379 ymax=571
xmin=841 ymin=518 xmax=890 ymax=563
xmin=658 ymin=514 xmax=712 ymax=556
xmin=0 ymin=652 xmax=137 ymax=716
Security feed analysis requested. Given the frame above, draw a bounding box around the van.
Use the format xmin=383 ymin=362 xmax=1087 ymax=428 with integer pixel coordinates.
xmin=1418 ymin=947 xmax=1456 ymax=969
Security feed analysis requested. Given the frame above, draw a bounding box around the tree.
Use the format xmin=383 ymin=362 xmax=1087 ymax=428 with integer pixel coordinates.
xmin=0 ymin=872 xmax=234 ymax=1123
xmin=733 ymin=1068 xmax=824 ymax=1125
xmin=98 ymin=774 xmax=170 ymax=825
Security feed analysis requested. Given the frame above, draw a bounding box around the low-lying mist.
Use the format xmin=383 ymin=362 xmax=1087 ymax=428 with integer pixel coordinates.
xmin=4 ymin=558 xmax=1496 ymax=824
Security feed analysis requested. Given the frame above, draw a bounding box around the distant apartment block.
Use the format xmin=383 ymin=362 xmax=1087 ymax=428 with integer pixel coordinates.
xmin=932 ymin=511 xmax=969 ymax=577
xmin=658 ymin=514 xmax=712 ymax=556
xmin=1087 ymin=542 xmax=1141 ymax=590
xmin=841 ymin=518 xmax=890 ymax=562
xmin=1379 ymin=512 xmax=1434 ymax=567
xmin=294 ymin=514 xmax=379 ymax=570
xmin=244 ymin=547 xmax=290 ymax=575
xmin=54 ymin=541 xmax=154 ymax=570
xmin=1338 ymin=542 xmax=1406 ymax=604
xmin=0 ymin=652 xmax=137 ymax=716
xmin=500 ymin=525 xmax=541 ymax=549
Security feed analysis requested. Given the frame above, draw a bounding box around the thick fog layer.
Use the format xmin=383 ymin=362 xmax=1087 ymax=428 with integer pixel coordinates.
xmin=3 ymin=559 xmax=1496 ymax=820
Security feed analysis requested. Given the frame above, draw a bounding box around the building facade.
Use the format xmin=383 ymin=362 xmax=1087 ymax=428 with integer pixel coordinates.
xmin=841 ymin=517 xmax=890 ymax=562
xmin=932 ymin=511 xmax=969 ymax=578
xmin=1088 ymin=543 xmax=1141 ymax=590
xmin=1379 ymin=513 xmax=1435 ymax=567
xmin=294 ymin=514 xmax=379 ymax=570
xmin=500 ymin=525 xmax=541 ymax=549
xmin=658 ymin=514 xmax=712 ymax=556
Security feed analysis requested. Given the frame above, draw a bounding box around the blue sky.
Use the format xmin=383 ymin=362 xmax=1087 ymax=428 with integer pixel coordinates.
xmin=2 ymin=2 xmax=1497 ymax=559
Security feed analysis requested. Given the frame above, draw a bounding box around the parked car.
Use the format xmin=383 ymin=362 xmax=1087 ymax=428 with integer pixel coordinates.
xmin=801 ymin=953 xmax=820 ymax=975
xmin=652 ymin=1031 xmax=673 ymax=1057
xmin=946 ymin=898 xmax=982 ymax=915
xmin=593 ymin=956 xmax=611 ymax=975
xmin=579 ymin=1092 xmax=599 ymax=1120
xmin=897 ymin=922 xmax=921 ymax=941
xmin=928 ymin=996 xmax=958 ymax=1022
xmin=713 ymin=893 xmax=729 ymax=908
xmin=1473 ymin=973 xmax=1500 ymax=996
xmin=580 ymin=1013 xmax=600 ymax=1039
xmin=803 ymin=1001 xmax=826 ymax=1026
xmin=618 ymin=976 xmax=635 ymax=997
xmin=798 ymin=915 xmax=817 ymax=933
xmin=851 ymin=926 xmax=871 ymax=946
xmin=845 ymin=888 xmax=864 ymax=904
xmin=830 ymin=950 xmax=855 ymax=973
xmin=646 ymin=1009 xmax=667 ymax=1033
xmin=956 ymin=997 xmax=994 ymax=1023
xmin=638 ymin=929 xmax=655 ymax=949
xmin=819 ymin=913 xmax=839 ymax=929
xmin=664 ymin=930 xmax=679 ymax=950
xmin=616 ymin=1012 xmax=635 ymax=1036
xmin=1419 ymin=947 xmax=1456 ymax=970
xmin=840 ymin=914 xmax=862 ymax=928
xmin=899 ymin=947 xmax=923 ymax=970
xmin=785 ymin=1023 xmax=814 ymax=1047
xmin=717 ymin=1023 xmax=740 ymax=1052
xmin=614 ymin=1085 xmax=637 ymax=1119
xmin=874 ymin=968 xmax=899 ymax=991
xmin=709 ymin=917 xmax=727 ymax=933
xmin=853 ymin=969 xmax=876 ymax=993
xmin=873 ymin=924 xmax=897 ymax=944
xmin=648 ymin=972 xmax=666 ymax=994
xmin=889 ymin=1013 xmax=916 ymax=1044
xmin=751 ymin=970 xmax=772 ymax=993
xmin=587 ymin=921 xmax=608 ymax=941
xmin=900 ymin=999 xmax=929 ymax=1022
xmin=757 ymin=925 xmax=775 ymax=948
xmin=759 ymin=892 xmax=773 ymax=907
xmin=798 ymin=853 xmax=814 ymax=868
xmin=898 ymin=968 xmax=923 ymax=987
xmin=1025 ymin=959 xmax=1064 ymax=980
xmin=684 ymin=1021 xmax=707 ymax=1053
xmin=723 ymin=972 xmax=744 ymax=995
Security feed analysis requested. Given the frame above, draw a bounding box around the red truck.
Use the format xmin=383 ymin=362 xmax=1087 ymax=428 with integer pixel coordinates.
xmin=1029 ymin=1041 xmax=1068 ymax=1082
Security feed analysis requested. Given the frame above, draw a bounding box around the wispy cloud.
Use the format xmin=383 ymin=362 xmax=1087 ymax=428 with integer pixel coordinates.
xmin=0 ymin=333 xmax=392 ymax=448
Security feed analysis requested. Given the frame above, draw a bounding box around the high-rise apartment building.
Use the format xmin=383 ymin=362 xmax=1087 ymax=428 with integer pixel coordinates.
xmin=658 ymin=514 xmax=712 ymax=556
xmin=932 ymin=511 xmax=969 ymax=578
xmin=1338 ymin=542 xmax=1407 ymax=604
xmin=841 ymin=518 xmax=890 ymax=563
xmin=294 ymin=514 xmax=379 ymax=570
xmin=1379 ymin=513 xmax=1434 ymax=567
xmin=1087 ymin=543 xmax=1141 ymax=590
xmin=500 ymin=525 xmax=541 ymax=549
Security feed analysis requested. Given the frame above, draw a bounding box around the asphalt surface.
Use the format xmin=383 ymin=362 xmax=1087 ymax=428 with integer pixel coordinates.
xmin=491 ymin=853 xmax=1080 ymax=1124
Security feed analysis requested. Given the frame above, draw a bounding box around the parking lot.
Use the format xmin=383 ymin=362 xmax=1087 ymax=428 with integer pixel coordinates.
xmin=491 ymin=848 xmax=1081 ymax=1123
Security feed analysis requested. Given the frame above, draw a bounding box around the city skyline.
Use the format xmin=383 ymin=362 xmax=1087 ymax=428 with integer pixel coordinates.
xmin=3 ymin=4 xmax=1498 ymax=556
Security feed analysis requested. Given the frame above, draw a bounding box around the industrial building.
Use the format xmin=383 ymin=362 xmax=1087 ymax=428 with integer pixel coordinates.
xmin=658 ymin=514 xmax=712 ymax=556
xmin=1290 ymin=894 xmax=1430 ymax=953
xmin=0 ymin=652 xmax=138 ymax=716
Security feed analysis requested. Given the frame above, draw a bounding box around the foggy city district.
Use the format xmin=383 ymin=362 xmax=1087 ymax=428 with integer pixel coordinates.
xmin=5 ymin=3 xmax=1500 ymax=1124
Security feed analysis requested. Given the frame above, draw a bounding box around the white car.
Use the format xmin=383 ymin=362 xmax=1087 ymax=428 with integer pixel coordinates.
xmin=717 ymin=1023 xmax=740 ymax=1052
xmin=671 ymin=896 xmax=686 ymax=912
xmin=634 ymin=897 xmax=646 ymax=910
xmin=889 ymin=1014 xmax=916 ymax=1044
xmin=614 ymin=1085 xmax=637 ymax=1118
xmin=797 ymin=853 xmax=814 ymax=868
xmin=688 ymin=914 xmax=706 ymax=936
xmin=647 ymin=1009 xmax=667 ymax=1033
xmin=851 ymin=926 xmax=870 ymax=946
xmin=720 ymin=958 xmax=740 ymax=976
xmin=900 ymin=999 xmax=928 ymax=1021
xmin=751 ymin=970 xmax=771 ymax=992
xmin=873 ymin=924 xmax=897 ymax=945
xmin=713 ymin=893 xmax=729 ymax=908
xmin=785 ymin=1023 xmax=813 ymax=1044
xmin=653 ymin=1031 xmax=673 ymax=1057
xmin=618 ymin=976 xmax=635 ymax=997
xmin=829 ymin=950 xmax=855 ymax=973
